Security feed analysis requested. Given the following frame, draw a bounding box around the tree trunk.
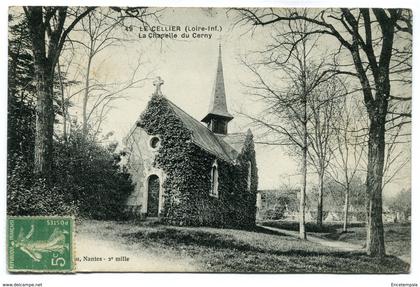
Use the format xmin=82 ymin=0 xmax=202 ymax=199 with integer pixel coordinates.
xmin=57 ymin=61 xmax=67 ymax=141
xmin=365 ymin=116 xmax=386 ymax=257
xmin=25 ymin=7 xmax=56 ymax=180
xmin=33 ymin=64 xmax=54 ymax=179
xmin=316 ymin=169 xmax=324 ymax=226
xmin=343 ymin=184 xmax=350 ymax=232
xmin=299 ymin=110 xmax=308 ymax=240
xmin=299 ymin=146 xmax=307 ymax=240
xmin=82 ymin=53 xmax=93 ymax=137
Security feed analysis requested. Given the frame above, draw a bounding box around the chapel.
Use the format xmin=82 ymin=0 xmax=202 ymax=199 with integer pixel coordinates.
xmin=123 ymin=45 xmax=258 ymax=227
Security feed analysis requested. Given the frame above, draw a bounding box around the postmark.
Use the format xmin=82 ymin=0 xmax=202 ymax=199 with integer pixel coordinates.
xmin=7 ymin=216 xmax=74 ymax=273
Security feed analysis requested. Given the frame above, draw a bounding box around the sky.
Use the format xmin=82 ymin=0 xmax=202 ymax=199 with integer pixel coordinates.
xmin=57 ymin=7 xmax=412 ymax=196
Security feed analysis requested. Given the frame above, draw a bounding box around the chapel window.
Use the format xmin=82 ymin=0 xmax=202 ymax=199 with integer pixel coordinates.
xmin=210 ymin=160 xmax=219 ymax=198
xmin=149 ymin=136 xmax=160 ymax=150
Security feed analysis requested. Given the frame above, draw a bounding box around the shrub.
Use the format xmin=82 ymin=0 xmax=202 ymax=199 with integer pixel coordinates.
xmin=8 ymin=128 xmax=134 ymax=220
xmin=7 ymin=156 xmax=77 ymax=216
xmin=52 ymin=129 xmax=134 ymax=220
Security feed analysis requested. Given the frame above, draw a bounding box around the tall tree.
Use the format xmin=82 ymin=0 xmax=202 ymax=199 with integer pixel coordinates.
xmin=8 ymin=15 xmax=36 ymax=168
xmin=70 ymin=9 xmax=148 ymax=138
xmin=233 ymin=7 xmax=412 ymax=257
xmin=241 ymin=17 xmax=334 ymax=239
xmin=306 ymin=77 xmax=343 ymax=226
xmin=21 ymin=6 xmax=159 ymax=179
xmin=22 ymin=7 xmax=95 ymax=179
xmin=327 ymin=95 xmax=367 ymax=231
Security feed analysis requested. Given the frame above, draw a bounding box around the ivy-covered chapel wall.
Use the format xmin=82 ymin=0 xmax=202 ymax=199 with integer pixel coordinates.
xmin=137 ymin=95 xmax=258 ymax=228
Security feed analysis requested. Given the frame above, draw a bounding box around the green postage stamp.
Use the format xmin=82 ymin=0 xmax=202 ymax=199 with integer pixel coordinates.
xmin=7 ymin=216 xmax=74 ymax=273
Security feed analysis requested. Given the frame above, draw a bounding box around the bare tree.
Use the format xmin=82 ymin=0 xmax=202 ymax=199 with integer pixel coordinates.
xmin=64 ymin=8 xmax=158 ymax=140
xmin=56 ymin=54 xmax=79 ymax=142
xmin=71 ymin=9 xmax=124 ymax=136
xmin=233 ymin=7 xmax=412 ymax=257
xmin=328 ymin=92 xmax=409 ymax=232
xmin=240 ymin=17 xmax=336 ymax=239
xmin=382 ymin=103 xmax=411 ymax=189
xmin=21 ymin=6 xmax=160 ymax=180
xmin=327 ymin=94 xmax=368 ymax=232
xmin=23 ymin=7 xmax=95 ymax=178
xmin=306 ymin=76 xmax=344 ymax=227
xmin=86 ymin=57 xmax=149 ymax=140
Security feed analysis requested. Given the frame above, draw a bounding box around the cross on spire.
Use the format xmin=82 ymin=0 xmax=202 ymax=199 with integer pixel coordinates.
xmin=153 ymin=76 xmax=164 ymax=96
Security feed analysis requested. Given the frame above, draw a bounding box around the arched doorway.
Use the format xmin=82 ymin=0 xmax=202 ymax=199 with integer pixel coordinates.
xmin=147 ymin=175 xmax=160 ymax=217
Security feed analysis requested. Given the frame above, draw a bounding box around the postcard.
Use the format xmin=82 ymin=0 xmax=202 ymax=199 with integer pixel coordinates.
xmin=5 ymin=5 xmax=412 ymax=276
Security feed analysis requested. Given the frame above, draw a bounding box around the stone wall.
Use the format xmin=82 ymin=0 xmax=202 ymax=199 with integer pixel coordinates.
xmin=123 ymin=126 xmax=165 ymax=217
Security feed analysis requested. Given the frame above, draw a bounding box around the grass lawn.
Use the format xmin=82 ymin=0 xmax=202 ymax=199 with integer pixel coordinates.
xmin=262 ymin=220 xmax=411 ymax=261
xmin=77 ymin=219 xmax=409 ymax=273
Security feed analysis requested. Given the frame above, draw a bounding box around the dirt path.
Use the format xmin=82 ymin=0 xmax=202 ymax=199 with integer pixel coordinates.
xmin=260 ymin=224 xmax=411 ymax=264
xmin=258 ymin=225 xmax=363 ymax=252
xmin=75 ymin=222 xmax=199 ymax=272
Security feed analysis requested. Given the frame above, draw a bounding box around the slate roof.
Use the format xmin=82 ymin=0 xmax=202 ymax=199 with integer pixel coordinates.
xmin=217 ymin=133 xmax=248 ymax=154
xmin=167 ymin=100 xmax=244 ymax=163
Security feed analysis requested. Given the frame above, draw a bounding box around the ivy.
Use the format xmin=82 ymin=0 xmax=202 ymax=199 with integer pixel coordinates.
xmin=138 ymin=95 xmax=258 ymax=228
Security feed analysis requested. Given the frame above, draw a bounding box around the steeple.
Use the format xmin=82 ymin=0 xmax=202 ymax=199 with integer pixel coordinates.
xmin=201 ymin=44 xmax=233 ymax=135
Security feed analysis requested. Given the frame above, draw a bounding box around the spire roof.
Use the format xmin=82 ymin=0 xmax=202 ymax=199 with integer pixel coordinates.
xmin=201 ymin=44 xmax=233 ymax=123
